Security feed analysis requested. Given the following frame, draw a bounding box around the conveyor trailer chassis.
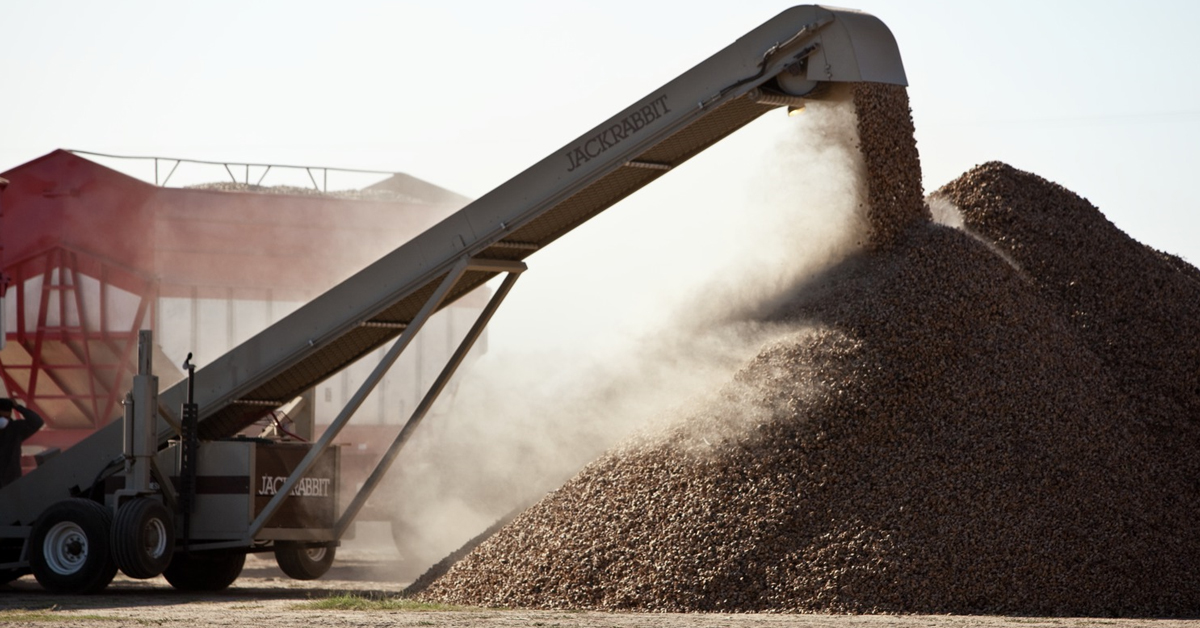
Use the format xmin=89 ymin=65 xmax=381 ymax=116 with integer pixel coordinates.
xmin=0 ymin=256 xmax=523 ymax=592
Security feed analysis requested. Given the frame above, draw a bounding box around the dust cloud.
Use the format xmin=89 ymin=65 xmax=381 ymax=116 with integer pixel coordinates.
xmin=925 ymin=193 xmax=1025 ymax=272
xmin=378 ymin=96 xmax=872 ymax=578
xmin=927 ymin=194 xmax=965 ymax=229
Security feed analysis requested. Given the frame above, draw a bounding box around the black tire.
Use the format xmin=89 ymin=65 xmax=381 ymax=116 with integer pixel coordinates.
xmin=274 ymin=543 xmax=335 ymax=580
xmin=162 ymin=550 xmax=245 ymax=591
xmin=112 ymin=498 xmax=175 ymax=579
xmin=29 ymin=499 xmax=118 ymax=594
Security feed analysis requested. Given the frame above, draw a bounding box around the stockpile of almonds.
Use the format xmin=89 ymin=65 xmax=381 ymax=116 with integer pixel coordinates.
xmin=414 ymin=83 xmax=1200 ymax=615
xmin=933 ymin=162 xmax=1200 ymax=454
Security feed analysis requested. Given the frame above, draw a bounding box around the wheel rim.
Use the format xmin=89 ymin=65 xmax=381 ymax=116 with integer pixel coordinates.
xmin=142 ymin=517 xmax=169 ymax=559
xmin=305 ymin=547 xmax=327 ymax=563
xmin=43 ymin=521 xmax=88 ymax=576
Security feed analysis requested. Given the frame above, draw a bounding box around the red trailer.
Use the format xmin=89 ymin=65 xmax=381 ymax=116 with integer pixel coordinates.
xmin=0 ymin=149 xmax=486 ymax=476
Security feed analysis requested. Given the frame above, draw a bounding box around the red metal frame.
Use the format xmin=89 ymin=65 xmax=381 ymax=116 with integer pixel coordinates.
xmin=1 ymin=149 xmax=483 ymax=477
xmin=0 ymin=244 xmax=154 ymax=448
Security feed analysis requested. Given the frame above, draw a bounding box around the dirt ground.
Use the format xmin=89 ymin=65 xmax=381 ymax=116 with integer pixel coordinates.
xmin=1 ymin=526 xmax=1197 ymax=628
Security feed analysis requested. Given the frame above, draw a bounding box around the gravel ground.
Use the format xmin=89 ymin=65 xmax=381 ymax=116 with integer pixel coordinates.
xmin=3 ymin=551 xmax=1199 ymax=628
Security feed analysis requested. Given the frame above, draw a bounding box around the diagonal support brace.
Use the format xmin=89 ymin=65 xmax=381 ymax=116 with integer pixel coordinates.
xmin=244 ymin=257 xmax=472 ymax=541
xmin=334 ymin=263 xmax=525 ymax=538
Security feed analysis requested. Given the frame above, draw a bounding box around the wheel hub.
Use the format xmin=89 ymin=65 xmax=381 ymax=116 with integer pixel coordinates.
xmin=44 ymin=521 xmax=89 ymax=576
xmin=142 ymin=518 xmax=168 ymax=559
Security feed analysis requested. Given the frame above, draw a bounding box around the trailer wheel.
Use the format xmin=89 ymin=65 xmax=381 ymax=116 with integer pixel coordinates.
xmin=112 ymin=498 xmax=175 ymax=579
xmin=162 ymin=550 xmax=245 ymax=591
xmin=274 ymin=542 xmax=335 ymax=580
xmin=29 ymin=499 xmax=118 ymax=594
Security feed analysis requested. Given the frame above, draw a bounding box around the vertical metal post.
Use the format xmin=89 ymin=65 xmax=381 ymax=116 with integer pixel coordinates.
xmin=180 ymin=353 xmax=198 ymax=546
xmin=243 ymin=258 xmax=471 ymax=540
xmin=120 ymin=390 xmax=135 ymax=480
xmin=117 ymin=330 xmax=158 ymax=503
xmin=335 ymin=269 xmax=524 ymax=537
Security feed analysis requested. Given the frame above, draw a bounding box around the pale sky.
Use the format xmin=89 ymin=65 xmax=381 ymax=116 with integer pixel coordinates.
xmin=4 ymin=1 xmax=1199 ymax=355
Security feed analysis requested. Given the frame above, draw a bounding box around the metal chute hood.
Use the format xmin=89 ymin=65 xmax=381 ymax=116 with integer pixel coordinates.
xmin=804 ymin=6 xmax=907 ymax=84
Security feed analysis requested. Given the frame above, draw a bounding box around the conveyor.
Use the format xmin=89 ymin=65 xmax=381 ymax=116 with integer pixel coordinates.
xmin=0 ymin=5 xmax=905 ymax=592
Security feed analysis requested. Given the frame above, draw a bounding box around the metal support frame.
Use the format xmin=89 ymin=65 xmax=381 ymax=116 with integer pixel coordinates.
xmin=242 ymin=257 xmax=488 ymax=539
xmin=334 ymin=266 xmax=524 ymax=538
xmin=243 ymin=256 xmax=525 ymax=541
xmin=0 ymin=246 xmax=153 ymax=430
xmin=71 ymin=150 xmax=399 ymax=191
